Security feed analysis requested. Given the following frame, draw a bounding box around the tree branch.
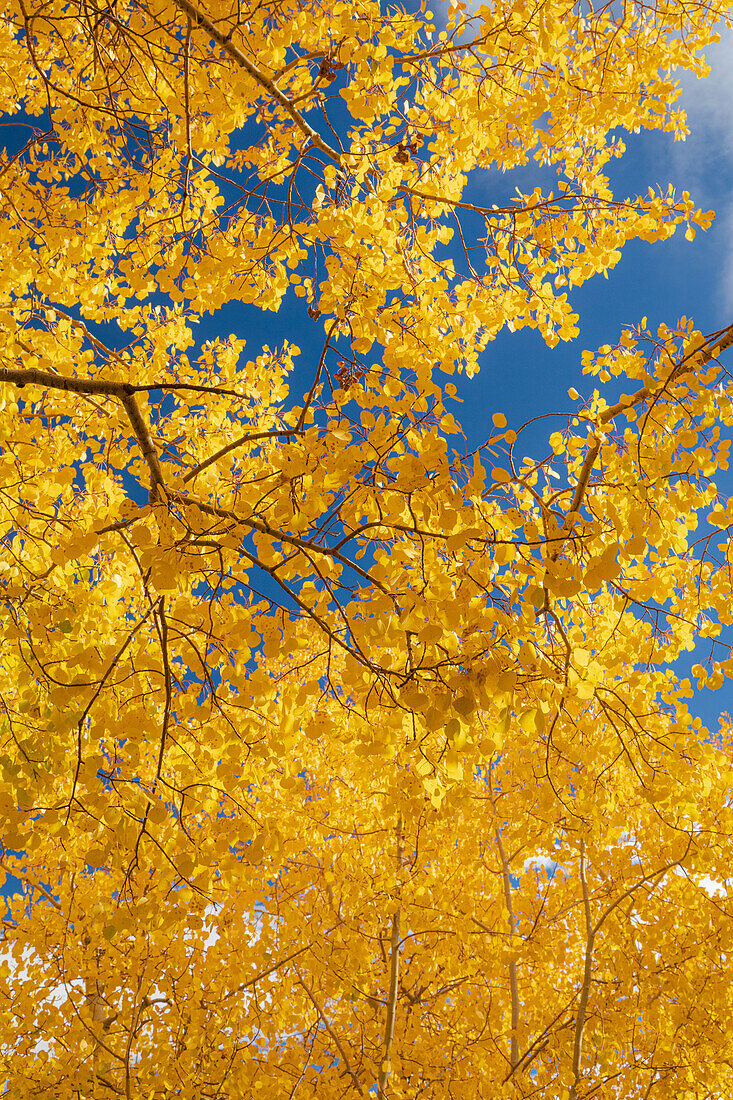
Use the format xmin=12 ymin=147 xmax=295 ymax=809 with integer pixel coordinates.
xmin=569 ymin=838 xmax=594 ymax=1100
xmin=0 ymin=365 xmax=166 ymax=502
xmin=153 ymin=597 xmax=172 ymax=785
xmin=182 ymin=428 xmax=302 ymax=484
xmin=494 ymin=826 xmax=520 ymax=1070
xmin=174 ymin=0 xmax=341 ymax=165
xmin=377 ymin=908 xmax=401 ymax=1098
xmin=168 ymin=490 xmax=392 ymax=595
xmin=296 ymin=974 xmax=365 ymax=1095
xmin=120 ymin=392 xmax=165 ymax=503
xmin=378 ymin=818 xmax=403 ymax=1098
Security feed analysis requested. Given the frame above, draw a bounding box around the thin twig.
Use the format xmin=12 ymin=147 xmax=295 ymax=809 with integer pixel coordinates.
xmin=182 ymin=14 xmax=193 ymax=204
xmin=295 ymin=319 xmax=339 ymax=433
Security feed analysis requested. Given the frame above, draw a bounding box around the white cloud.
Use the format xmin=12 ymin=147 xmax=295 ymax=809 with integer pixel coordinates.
xmin=668 ymin=29 xmax=733 ymax=309
xmin=674 ymin=32 xmax=733 ymax=192
xmin=523 ymin=853 xmax=562 ymax=877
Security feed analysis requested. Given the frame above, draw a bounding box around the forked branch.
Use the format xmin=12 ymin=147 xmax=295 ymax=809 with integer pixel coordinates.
xmin=174 ymin=0 xmax=342 ymax=165
xmin=0 ymin=365 xmax=166 ymax=502
xmin=297 ymin=974 xmax=365 ymax=1095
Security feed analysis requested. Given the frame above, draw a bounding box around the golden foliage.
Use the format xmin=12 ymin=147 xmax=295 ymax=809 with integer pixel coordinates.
xmin=0 ymin=0 xmax=732 ymax=1095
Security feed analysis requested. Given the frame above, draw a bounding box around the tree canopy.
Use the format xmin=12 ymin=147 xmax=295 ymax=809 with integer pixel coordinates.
xmin=1 ymin=0 xmax=733 ymax=1095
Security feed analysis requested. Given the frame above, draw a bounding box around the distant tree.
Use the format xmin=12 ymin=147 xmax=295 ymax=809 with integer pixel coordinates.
xmin=0 ymin=0 xmax=732 ymax=1095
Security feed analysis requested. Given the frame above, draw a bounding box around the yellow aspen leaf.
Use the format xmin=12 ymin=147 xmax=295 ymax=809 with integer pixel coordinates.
xmin=518 ymin=708 xmax=543 ymax=734
xmin=444 ymin=752 xmax=463 ymax=781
